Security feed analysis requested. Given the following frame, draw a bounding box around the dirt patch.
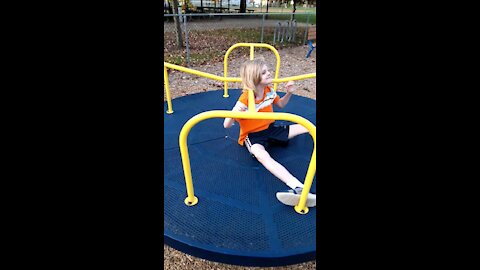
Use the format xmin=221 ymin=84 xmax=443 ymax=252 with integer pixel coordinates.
xmin=164 ymin=244 xmax=317 ymax=270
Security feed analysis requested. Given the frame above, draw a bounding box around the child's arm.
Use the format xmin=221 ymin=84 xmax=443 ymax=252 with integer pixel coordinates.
xmin=223 ymin=102 xmax=247 ymax=128
xmin=223 ymin=116 xmax=236 ymax=129
xmin=275 ymin=81 xmax=296 ymax=109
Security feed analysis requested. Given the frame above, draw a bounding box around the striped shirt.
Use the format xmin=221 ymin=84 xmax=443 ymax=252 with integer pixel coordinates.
xmin=234 ymin=86 xmax=280 ymax=145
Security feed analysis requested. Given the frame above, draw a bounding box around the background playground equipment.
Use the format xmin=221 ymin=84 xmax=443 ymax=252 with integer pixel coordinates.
xmin=306 ymin=26 xmax=316 ymax=58
xmin=164 ymin=43 xmax=317 ymax=266
xmin=273 ymin=20 xmax=298 ymax=45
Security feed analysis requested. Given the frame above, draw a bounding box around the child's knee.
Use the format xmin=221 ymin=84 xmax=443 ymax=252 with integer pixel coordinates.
xmin=289 ymin=124 xmax=309 ymax=138
xmin=251 ymin=148 xmax=270 ymax=162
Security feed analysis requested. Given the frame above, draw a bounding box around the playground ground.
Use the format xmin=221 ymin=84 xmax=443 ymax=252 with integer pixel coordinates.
xmin=164 ymin=44 xmax=317 ymax=269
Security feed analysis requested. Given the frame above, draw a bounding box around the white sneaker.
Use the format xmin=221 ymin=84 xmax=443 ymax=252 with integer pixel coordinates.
xmin=276 ymin=187 xmax=316 ymax=207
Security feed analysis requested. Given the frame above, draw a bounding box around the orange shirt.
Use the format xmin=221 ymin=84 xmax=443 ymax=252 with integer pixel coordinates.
xmin=234 ymin=86 xmax=280 ymax=145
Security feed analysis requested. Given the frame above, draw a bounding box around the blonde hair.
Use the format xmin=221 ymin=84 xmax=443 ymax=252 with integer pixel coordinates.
xmin=239 ymin=58 xmax=268 ymax=92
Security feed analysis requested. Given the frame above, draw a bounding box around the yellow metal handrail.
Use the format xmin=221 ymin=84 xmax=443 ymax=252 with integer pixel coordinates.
xmin=164 ymin=66 xmax=174 ymax=114
xmin=163 ymin=44 xmax=317 ymax=214
xmin=179 ymin=109 xmax=317 ymax=215
xmin=223 ymin=43 xmax=281 ymax=98
xmin=163 ymin=61 xmax=315 ymax=114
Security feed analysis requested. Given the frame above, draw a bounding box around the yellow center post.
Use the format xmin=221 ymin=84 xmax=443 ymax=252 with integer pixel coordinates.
xmin=223 ymin=43 xmax=282 ymax=98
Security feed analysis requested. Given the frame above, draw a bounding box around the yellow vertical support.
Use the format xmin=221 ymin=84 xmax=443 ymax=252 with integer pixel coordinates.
xmin=294 ymin=133 xmax=316 ymax=214
xmin=164 ymin=66 xmax=173 ymax=114
xmin=247 ymin=88 xmax=255 ymax=112
xmin=223 ymin=43 xmax=281 ymax=98
xmin=273 ymin=56 xmax=280 ymax=92
xmin=223 ymin=58 xmax=229 ymax=98
xmin=179 ymin=123 xmax=198 ymax=206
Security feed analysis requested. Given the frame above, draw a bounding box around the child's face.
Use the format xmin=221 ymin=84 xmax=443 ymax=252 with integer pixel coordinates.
xmin=259 ymin=65 xmax=272 ymax=85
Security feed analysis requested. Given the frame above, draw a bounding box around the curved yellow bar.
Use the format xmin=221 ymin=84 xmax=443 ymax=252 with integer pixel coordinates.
xmin=163 ymin=62 xmax=315 ymax=114
xmin=164 ymin=62 xmax=242 ymax=82
xmin=223 ymin=43 xmax=281 ymax=97
xmin=272 ymin=73 xmax=316 ymax=83
xmin=179 ymin=110 xmax=316 ymax=215
xmin=165 ymin=61 xmax=314 ymax=83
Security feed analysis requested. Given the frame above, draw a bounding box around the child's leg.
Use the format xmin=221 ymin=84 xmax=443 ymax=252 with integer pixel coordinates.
xmin=288 ymin=124 xmax=309 ymax=139
xmin=249 ymin=143 xmax=304 ymax=189
xmin=248 ymin=125 xmax=314 ymax=207
xmin=249 ymin=143 xmax=316 ymax=207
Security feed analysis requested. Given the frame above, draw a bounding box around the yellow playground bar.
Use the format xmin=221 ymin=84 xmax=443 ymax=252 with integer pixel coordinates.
xmin=164 ymin=43 xmax=317 ymax=214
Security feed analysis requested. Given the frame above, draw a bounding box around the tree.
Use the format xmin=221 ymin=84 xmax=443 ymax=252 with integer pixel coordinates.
xmin=292 ymin=0 xmax=299 ymax=20
xmin=240 ymin=0 xmax=246 ymax=13
xmin=170 ymin=0 xmax=183 ymax=49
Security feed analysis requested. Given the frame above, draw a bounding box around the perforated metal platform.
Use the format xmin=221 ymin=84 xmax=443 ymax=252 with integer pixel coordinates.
xmin=164 ymin=90 xmax=317 ymax=267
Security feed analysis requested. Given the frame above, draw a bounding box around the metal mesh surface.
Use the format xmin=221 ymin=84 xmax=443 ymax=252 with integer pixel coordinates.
xmin=164 ymin=90 xmax=317 ymax=266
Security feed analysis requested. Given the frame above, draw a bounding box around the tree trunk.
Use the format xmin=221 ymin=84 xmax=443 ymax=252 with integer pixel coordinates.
xmin=292 ymin=0 xmax=297 ymax=20
xmin=171 ymin=0 xmax=183 ymax=49
xmin=240 ymin=0 xmax=246 ymax=13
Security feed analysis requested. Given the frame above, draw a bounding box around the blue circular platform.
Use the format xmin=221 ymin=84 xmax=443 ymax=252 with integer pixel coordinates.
xmin=164 ymin=89 xmax=317 ymax=267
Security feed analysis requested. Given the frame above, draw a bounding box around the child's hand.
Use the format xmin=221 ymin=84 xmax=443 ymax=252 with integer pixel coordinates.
xmin=286 ymin=81 xmax=296 ymax=93
xmin=232 ymin=105 xmax=247 ymax=112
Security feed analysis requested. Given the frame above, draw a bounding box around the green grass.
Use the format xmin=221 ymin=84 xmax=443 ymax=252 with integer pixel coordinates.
xmin=251 ymin=7 xmax=316 ymax=13
xmin=291 ymin=13 xmax=316 ymax=24
xmin=264 ymin=13 xmax=316 ymax=24
xmin=249 ymin=6 xmax=316 ymax=24
xmin=166 ymin=55 xmax=186 ymax=65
